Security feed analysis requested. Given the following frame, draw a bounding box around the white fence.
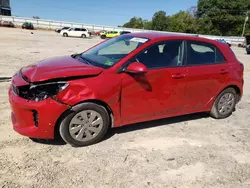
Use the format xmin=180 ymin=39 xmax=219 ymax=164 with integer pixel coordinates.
xmin=0 ymin=15 xmax=245 ymax=44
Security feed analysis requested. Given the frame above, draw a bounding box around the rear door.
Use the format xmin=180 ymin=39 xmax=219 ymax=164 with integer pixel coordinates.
xmin=183 ymin=40 xmax=230 ymax=111
xmin=74 ymin=28 xmax=82 ymax=37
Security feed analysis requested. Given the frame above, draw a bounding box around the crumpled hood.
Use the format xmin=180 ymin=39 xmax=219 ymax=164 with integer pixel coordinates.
xmin=21 ymin=56 xmax=103 ymax=82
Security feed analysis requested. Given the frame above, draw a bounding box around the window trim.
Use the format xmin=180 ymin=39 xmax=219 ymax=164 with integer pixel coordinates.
xmin=183 ymin=40 xmax=227 ymax=67
xmin=120 ymin=39 xmax=186 ymax=72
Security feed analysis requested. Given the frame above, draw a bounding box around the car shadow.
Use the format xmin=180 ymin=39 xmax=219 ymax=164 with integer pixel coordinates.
xmin=29 ymin=137 xmax=67 ymax=146
xmin=30 ymin=112 xmax=209 ymax=146
xmin=103 ymin=112 xmax=209 ymax=141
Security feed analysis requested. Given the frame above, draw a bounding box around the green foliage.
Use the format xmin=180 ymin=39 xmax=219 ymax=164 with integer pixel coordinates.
xmin=122 ymin=0 xmax=250 ymax=36
xmin=122 ymin=17 xmax=153 ymax=30
xmin=168 ymin=11 xmax=198 ymax=33
xmin=123 ymin=17 xmax=144 ymax=29
xmin=143 ymin=20 xmax=152 ymax=30
xmin=197 ymin=0 xmax=250 ymax=35
xmin=151 ymin=11 xmax=169 ymax=31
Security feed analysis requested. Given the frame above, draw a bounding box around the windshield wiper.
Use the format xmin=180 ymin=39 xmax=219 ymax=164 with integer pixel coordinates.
xmin=71 ymin=54 xmax=92 ymax=65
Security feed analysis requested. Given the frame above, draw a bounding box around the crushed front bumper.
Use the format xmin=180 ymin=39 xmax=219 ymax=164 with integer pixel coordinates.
xmin=8 ymin=75 xmax=69 ymax=139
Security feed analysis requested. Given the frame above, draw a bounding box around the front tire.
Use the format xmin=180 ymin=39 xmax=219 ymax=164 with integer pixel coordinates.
xmin=63 ymin=33 xmax=68 ymax=37
xmin=210 ymin=88 xmax=237 ymax=119
xmin=59 ymin=103 xmax=110 ymax=147
xmin=101 ymin=35 xmax=106 ymax=39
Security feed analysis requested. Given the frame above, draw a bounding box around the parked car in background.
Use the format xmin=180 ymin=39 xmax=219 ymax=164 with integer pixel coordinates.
xmin=100 ymin=31 xmax=120 ymax=39
xmin=0 ymin=21 xmax=14 ymax=27
xmin=244 ymin=35 xmax=250 ymax=52
xmin=120 ymin=31 xmax=131 ymax=35
xmin=246 ymin=45 xmax=250 ymax=54
xmin=95 ymin=30 xmax=106 ymax=36
xmin=60 ymin=27 xmax=90 ymax=38
xmin=9 ymin=33 xmax=244 ymax=147
xmin=55 ymin=27 xmax=70 ymax=33
xmin=22 ymin=22 xmax=34 ymax=30
xmin=88 ymin=30 xmax=96 ymax=36
xmin=100 ymin=30 xmax=106 ymax=36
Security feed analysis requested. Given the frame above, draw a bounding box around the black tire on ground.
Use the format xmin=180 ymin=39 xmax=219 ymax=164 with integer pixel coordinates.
xmin=82 ymin=34 xmax=86 ymax=38
xmin=63 ymin=33 xmax=68 ymax=37
xmin=247 ymin=51 xmax=250 ymax=54
xmin=29 ymin=138 xmax=50 ymax=143
xmin=101 ymin=35 xmax=106 ymax=39
xmin=210 ymin=88 xmax=237 ymax=119
xmin=59 ymin=102 xmax=110 ymax=147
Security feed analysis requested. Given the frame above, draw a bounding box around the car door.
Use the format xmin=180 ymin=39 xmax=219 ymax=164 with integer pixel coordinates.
xmin=114 ymin=31 xmax=119 ymax=37
xmin=74 ymin=28 xmax=82 ymax=37
xmin=67 ymin=28 xmax=75 ymax=37
xmin=183 ymin=40 xmax=230 ymax=111
xmin=121 ymin=40 xmax=188 ymax=124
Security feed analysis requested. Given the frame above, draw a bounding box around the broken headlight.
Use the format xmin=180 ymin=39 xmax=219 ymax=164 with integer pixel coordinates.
xmin=18 ymin=82 xmax=68 ymax=101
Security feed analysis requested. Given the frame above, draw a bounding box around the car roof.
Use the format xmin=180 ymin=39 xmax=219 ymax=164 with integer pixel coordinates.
xmin=128 ymin=32 xmax=212 ymax=41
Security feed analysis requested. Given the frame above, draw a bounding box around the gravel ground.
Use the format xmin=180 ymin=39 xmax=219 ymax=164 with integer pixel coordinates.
xmin=0 ymin=27 xmax=250 ymax=188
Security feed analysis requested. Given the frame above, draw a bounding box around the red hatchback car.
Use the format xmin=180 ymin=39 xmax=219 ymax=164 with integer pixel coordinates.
xmin=9 ymin=33 xmax=244 ymax=146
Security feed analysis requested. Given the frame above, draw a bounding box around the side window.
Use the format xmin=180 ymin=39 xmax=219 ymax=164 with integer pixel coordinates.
xmin=75 ymin=28 xmax=80 ymax=31
xmin=132 ymin=40 xmax=184 ymax=69
xmin=187 ymin=41 xmax=225 ymax=65
xmin=82 ymin=28 xmax=87 ymax=31
xmin=216 ymin=48 xmax=226 ymax=63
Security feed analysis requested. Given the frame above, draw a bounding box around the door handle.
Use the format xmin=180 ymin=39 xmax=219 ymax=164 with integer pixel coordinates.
xmin=220 ymin=69 xmax=229 ymax=75
xmin=172 ymin=73 xmax=185 ymax=79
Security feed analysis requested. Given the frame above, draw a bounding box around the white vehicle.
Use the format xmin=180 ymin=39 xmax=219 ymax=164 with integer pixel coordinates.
xmin=60 ymin=27 xmax=90 ymax=38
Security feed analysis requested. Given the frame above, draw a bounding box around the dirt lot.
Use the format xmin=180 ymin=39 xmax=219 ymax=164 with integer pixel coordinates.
xmin=0 ymin=27 xmax=250 ymax=188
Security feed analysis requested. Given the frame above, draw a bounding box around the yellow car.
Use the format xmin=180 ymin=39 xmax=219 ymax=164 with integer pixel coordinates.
xmin=99 ymin=30 xmax=106 ymax=36
xmin=101 ymin=31 xmax=120 ymax=39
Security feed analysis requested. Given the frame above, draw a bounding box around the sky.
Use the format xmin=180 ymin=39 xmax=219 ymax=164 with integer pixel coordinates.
xmin=11 ymin=0 xmax=198 ymax=26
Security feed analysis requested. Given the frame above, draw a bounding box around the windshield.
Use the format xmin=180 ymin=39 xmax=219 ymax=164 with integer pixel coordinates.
xmin=80 ymin=35 xmax=149 ymax=68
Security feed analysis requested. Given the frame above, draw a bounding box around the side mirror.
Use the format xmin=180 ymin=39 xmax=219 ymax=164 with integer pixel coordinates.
xmin=125 ymin=62 xmax=147 ymax=74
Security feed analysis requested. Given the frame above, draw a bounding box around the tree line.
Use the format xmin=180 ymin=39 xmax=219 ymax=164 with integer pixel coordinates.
xmin=122 ymin=0 xmax=250 ymax=36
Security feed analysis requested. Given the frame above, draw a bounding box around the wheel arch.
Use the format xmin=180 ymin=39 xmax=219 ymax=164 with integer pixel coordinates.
xmin=222 ymin=85 xmax=242 ymax=102
xmin=54 ymin=99 xmax=114 ymax=139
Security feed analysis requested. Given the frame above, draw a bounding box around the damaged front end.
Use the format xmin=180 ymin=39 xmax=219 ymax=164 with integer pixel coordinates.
xmin=13 ymin=82 xmax=69 ymax=102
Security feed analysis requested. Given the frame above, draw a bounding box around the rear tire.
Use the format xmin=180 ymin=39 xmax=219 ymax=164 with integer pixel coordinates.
xmin=210 ymin=88 xmax=237 ymax=119
xmin=63 ymin=33 xmax=68 ymax=37
xmin=59 ymin=103 xmax=110 ymax=147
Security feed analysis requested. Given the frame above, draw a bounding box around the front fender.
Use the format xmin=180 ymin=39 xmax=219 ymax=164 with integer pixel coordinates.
xmin=55 ymin=78 xmax=122 ymax=126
